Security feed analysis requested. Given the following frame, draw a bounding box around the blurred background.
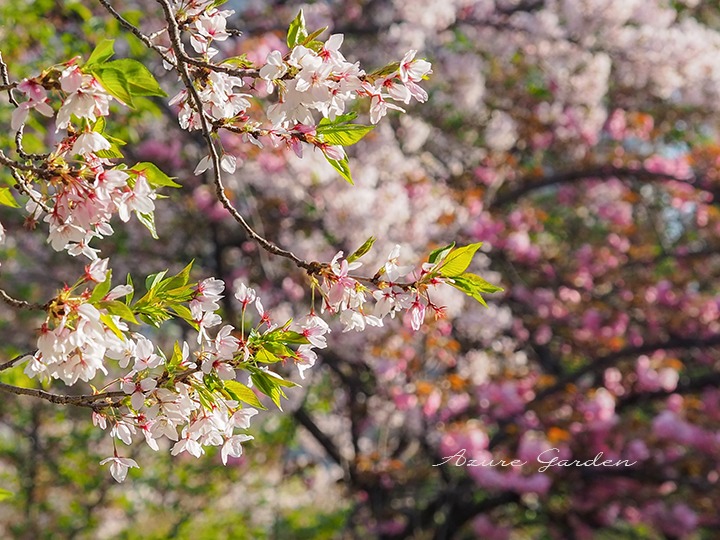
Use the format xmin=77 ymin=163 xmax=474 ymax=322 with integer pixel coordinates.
xmin=1 ymin=0 xmax=720 ymax=538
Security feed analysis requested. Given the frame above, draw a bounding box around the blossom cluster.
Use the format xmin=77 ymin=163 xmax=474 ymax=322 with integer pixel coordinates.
xmin=159 ymin=2 xmax=431 ymax=170
xmin=9 ymin=63 xmax=159 ymax=260
xmin=318 ymin=246 xmax=442 ymax=332
xmin=19 ymin=264 xmax=333 ymax=482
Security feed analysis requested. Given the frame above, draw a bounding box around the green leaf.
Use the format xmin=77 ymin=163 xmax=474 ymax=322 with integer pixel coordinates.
xmin=85 ymin=39 xmax=115 ymax=67
xmin=319 ymin=111 xmax=357 ymax=126
xmin=101 ymin=59 xmax=167 ymax=97
xmin=225 ymin=380 xmax=267 ymax=410
xmin=136 ymin=211 xmax=159 ymax=240
xmin=125 ymin=274 xmax=135 ymax=305
xmin=90 ymin=66 xmax=135 ymax=107
xmin=250 ymin=371 xmax=287 ymax=410
xmin=279 ymin=331 xmax=310 ymax=345
xmin=89 ymin=271 xmax=113 ymax=303
xmin=0 ymin=489 xmax=13 ymax=501
xmin=287 ymin=9 xmax=308 ymax=49
xmin=145 ymin=270 xmax=169 ymax=293
xmin=439 ymin=242 xmax=483 ymax=277
xmin=317 ymin=123 xmax=374 ymax=146
xmin=92 ymin=118 xmax=125 ymax=158
xmin=99 ymin=300 xmax=139 ymax=324
xmin=255 ymin=347 xmax=281 ymax=364
xmin=95 ymin=145 xmax=124 ymax=159
xmin=325 ymin=155 xmax=353 ymax=185
xmin=428 ymin=242 xmax=455 ymax=265
xmin=0 ymin=187 xmax=20 ymax=208
xmin=347 ymin=236 xmax=376 ymax=263
xmin=447 ymin=272 xmax=503 ymax=307
xmin=100 ymin=313 xmax=124 ymax=339
xmin=170 ymin=304 xmax=197 ymax=328
xmin=264 ymin=341 xmax=295 ymax=358
xmin=130 ymin=162 xmax=181 ymax=188
xmin=368 ymin=62 xmax=401 ymax=80
xmin=157 ymin=261 xmax=194 ymax=292
xmin=302 ymin=26 xmax=328 ymax=45
xmin=268 ymin=375 xmax=299 ymax=388
xmin=221 ymin=54 xmax=254 ymax=68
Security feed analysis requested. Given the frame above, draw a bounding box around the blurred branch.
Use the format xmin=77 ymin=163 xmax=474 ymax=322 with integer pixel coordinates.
xmin=617 ymin=370 xmax=720 ymax=411
xmin=487 ymin=334 xmax=720 ymax=451
xmin=293 ymin=405 xmax=354 ymax=480
xmin=490 ymin=166 xmax=719 ymax=208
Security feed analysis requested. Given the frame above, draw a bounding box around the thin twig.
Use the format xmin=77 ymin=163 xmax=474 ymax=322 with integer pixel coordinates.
xmin=0 ymin=50 xmax=19 ymax=107
xmin=0 ymin=380 xmax=125 ymax=408
xmin=96 ymin=0 xmax=176 ymax=66
xmin=11 ymin=170 xmax=51 ymax=213
xmin=0 ymin=352 xmax=33 ymax=372
xmin=14 ymin=127 xmax=50 ymax=161
xmin=0 ymin=288 xmax=47 ymax=311
xmin=156 ymin=0 xmax=318 ymax=273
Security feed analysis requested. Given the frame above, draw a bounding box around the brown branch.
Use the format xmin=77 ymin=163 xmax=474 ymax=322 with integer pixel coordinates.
xmin=530 ymin=334 xmax=720 ymax=405
xmin=486 ymin=334 xmax=720 ymax=451
xmin=156 ymin=0 xmax=318 ymax=273
xmin=96 ymin=0 xmax=175 ymax=66
xmin=293 ymin=406 xmax=349 ymax=470
xmin=0 ymin=380 xmax=124 ymax=408
xmin=0 ymin=150 xmax=53 ymax=178
xmin=489 ymin=166 xmax=716 ymax=208
xmin=617 ymin=370 xmax=720 ymax=411
xmin=0 ymin=288 xmax=47 ymax=311
xmin=0 ymin=352 xmax=34 ymax=372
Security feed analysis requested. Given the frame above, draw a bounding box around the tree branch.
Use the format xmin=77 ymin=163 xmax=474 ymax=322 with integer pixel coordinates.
xmin=0 ymin=380 xmax=124 ymax=408
xmin=155 ymin=0 xmax=319 ymax=274
xmin=490 ymin=166 xmax=717 ymax=208
xmin=0 ymin=288 xmax=47 ymax=311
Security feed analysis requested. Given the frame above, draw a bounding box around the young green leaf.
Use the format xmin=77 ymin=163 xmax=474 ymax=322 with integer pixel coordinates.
xmin=101 ymin=59 xmax=167 ymax=97
xmin=317 ymin=123 xmax=374 ymax=146
xmin=438 ymin=242 xmax=483 ymax=277
xmin=302 ymin=26 xmax=328 ymax=45
xmin=250 ymin=371 xmax=287 ymax=410
xmin=287 ymin=9 xmax=308 ymax=48
xmin=347 ymin=236 xmax=376 ymax=263
xmin=145 ymin=270 xmax=169 ymax=293
xmin=325 ymin=154 xmax=353 ymax=184
xmin=90 ymin=66 xmax=135 ymax=107
xmin=100 ymin=313 xmax=125 ymax=339
xmin=98 ymin=300 xmax=139 ymax=324
xmin=130 ymin=162 xmax=181 ymax=188
xmin=85 ymin=39 xmax=115 ymax=67
xmin=225 ymin=380 xmax=267 ymax=410
xmin=0 ymin=187 xmax=20 ymax=208
xmin=221 ymin=54 xmax=254 ymax=68
xmin=125 ymin=273 xmax=134 ymax=305
xmin=319 ymin=111 xmax=358 ymax=127
xmin=89 ymin=271 xmax=113 ymax=303
xmin=95 ymin=144 xmax=124 ymax=159
xmin=255 ymin=347 xmax=281 ymax=364
xmin=447 ymin=272 xmax=503 ymax=307
xmin=428 ymin=242 xmax=455 ymax=265
xmin=136 ymin=211 xmax=159 ymax=239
